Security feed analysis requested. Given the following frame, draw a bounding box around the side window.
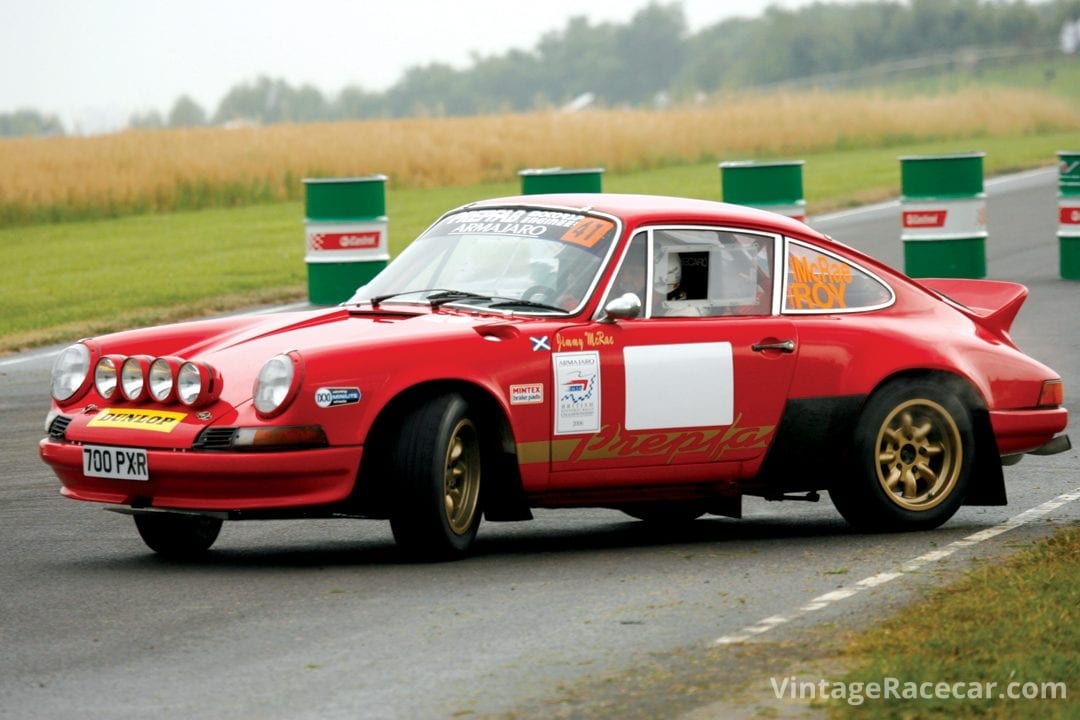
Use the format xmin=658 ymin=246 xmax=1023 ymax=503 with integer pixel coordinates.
xmin=607 ymin=232 xmax=648 ymax=304
xmin=651 ymin=229 xmax=774 ymax=317
xmin=783 ymin=241 xmax=894 ymax=313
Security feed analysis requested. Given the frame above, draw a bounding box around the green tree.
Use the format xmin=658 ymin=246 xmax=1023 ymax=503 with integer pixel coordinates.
xmin=168 ymin=95 xmax=207 ymax=127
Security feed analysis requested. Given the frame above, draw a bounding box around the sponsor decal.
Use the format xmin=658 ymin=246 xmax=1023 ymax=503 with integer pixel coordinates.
xmin=530 ymin=335 xmax=551 ymax=352
xmin=314 ymin=387 xmax=362 ymax=408
xmin=440 ymin=210 xmax=614 ymax=248
xmin=787 ymin=251 xmax=853 ymax=310
xmin=86 ymin=408 xmax=186 ymax=433
xmin=445 ymin=209 xmax=583 ymax=237
xmin=902 ymin=210 xmax=948 ymax=228
xmin=555 ymin=329 xmax=616 ymax=352
xmin=554 ymin=351 xmax=601 ymax=435
xmin=1060 ymin=207 xmax=1080 ymax=225
xmin=509 ymin=383 xmax=544 ymax=405
xmin=308 ymin=231 xmax=382 ymax=251
xmin=561 ymin=217 xmax=615 ymax=248
xmin=555 ymin=415 xmax=774 ymax=464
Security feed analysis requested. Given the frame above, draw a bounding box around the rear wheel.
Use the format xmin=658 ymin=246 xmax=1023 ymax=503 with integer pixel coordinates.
xmin=134 ymin=513 xmax=222 ymax=559
xmin=390 ymin=394 xmax=484 ymax=560
xmin=831 ymin=380 xmax=974 ymax=531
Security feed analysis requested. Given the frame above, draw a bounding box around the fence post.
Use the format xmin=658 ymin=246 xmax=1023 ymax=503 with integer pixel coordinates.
xmin=1058 ymin=150 xmax=1080 ymax=280
xmin=899 ymin=152 xmax=987 ymax=278
xmin=718 ymin=160 xmax=806 ymax=222
xmin=303 ymin=176 xmax=389 ymax=305
xmin=518 ymin=167 xmax=604 ymax=194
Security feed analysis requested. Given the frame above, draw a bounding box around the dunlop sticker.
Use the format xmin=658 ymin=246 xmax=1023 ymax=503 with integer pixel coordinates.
xmin=87 ymin=408 xmax=187 ymax=433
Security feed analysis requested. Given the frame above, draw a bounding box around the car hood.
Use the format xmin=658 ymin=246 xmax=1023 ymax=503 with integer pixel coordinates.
xmin=98 ymin=305 xmax=544 ymax=360
xmin=63 ymin=306 xmax=555 ymax=448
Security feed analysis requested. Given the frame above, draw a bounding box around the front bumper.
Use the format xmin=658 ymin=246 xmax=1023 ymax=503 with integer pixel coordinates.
xmin=39 ymin=439 xmax=363 ymax=511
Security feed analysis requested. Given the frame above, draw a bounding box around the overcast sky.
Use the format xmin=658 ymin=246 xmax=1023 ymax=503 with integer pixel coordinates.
xmin=1 ymin=0 xmax=819 ymax=133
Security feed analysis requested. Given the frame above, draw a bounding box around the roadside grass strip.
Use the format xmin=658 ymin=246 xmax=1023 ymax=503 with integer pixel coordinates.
xmin=826 ymin=520 xmax=1080 ymax=718
xmin=715 ymin=487 xmax=1080 ymax=645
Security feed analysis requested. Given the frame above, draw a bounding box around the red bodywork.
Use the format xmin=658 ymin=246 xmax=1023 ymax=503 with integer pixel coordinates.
xmin=40 ymin=194 xmax=1069 ymax=521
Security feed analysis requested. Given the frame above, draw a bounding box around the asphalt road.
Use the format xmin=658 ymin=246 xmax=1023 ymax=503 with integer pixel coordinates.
xmin=1 ymin=169 xmax=1077 ymax=719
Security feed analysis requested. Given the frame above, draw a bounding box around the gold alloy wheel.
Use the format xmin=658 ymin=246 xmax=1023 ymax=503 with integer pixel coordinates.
xmin=874 ymin=398 xmax=962 ymax=511
xmin=443 ymin=418 xmax=481 ymax=536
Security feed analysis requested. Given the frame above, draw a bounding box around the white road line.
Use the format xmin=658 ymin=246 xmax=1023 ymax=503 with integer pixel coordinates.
xmin=0 ymin=348 xmax=60 ymax=368
xmin=714 ymin=487 xmax=1080 ymax=645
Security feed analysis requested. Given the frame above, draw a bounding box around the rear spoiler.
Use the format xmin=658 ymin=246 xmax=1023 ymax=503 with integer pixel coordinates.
xmin=917 ymin=278 xmax=1028 ymax=335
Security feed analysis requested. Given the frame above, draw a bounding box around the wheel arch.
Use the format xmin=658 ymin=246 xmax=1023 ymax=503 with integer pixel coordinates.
xmin=352 ymin=379 xmax=532 ymax=520
xmin=858 ymin=368 xmax=1004 ymax=506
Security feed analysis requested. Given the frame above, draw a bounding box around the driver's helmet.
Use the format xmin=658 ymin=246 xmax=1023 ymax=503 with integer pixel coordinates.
xmin=660 ymin=253 xmax=682 ymax=294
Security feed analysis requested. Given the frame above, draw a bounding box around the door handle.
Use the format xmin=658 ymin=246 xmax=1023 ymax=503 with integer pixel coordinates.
xmin=752 ymin=339 xmax=796 ymax=353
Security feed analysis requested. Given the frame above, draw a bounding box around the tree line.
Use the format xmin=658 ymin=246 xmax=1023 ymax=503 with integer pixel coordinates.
xmin=5 ymin=0 xmax=1080 ymax=137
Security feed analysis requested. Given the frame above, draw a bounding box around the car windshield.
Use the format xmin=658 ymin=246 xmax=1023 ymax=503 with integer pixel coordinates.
xmin=347 ymin=207 xmax=620 ymax=313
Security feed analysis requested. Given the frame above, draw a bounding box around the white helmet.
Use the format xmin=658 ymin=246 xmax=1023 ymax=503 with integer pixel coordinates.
xmin=661 ymin=253 xmax=681 ymax=294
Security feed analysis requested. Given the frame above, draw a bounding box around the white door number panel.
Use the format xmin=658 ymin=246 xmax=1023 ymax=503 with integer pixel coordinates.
xmin=623 ymin=342 xmax=734 ymax=430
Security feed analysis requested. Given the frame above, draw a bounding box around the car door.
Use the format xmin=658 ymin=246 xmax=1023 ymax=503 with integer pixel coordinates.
xmin=549 ymin=227 xmax=798 ymax=485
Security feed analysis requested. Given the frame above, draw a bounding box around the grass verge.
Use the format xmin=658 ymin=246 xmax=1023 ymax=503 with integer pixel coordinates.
xmin=826 ymin=523 xmax=1079 ymax=719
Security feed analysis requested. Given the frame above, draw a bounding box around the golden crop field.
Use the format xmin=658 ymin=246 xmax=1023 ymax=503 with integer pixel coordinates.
xmin=1 ymin=87 xmax=1078 ymax=226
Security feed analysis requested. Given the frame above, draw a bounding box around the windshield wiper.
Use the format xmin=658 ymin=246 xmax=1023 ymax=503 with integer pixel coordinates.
xmin=368 ymin=289 xmax=568 ymax=313
xmin=368 ymin=289 xmax=489 ymax=307
xmin=486 ymin=298 xmax=569 ymax=313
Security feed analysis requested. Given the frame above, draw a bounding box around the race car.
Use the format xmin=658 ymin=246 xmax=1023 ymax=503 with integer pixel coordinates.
xmin=40 ymin=194 xmax=1071 ymax=560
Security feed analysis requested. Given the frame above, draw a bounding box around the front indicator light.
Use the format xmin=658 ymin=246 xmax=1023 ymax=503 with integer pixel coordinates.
xmin=232 ymin=425 xmax=329 ymax=449
xmin=1038 ymin=379 xmax=1064 ymax=407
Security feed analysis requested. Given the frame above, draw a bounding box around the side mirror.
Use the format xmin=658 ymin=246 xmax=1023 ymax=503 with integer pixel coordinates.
xmin=600 ymin=293 xmax=642 ymax=323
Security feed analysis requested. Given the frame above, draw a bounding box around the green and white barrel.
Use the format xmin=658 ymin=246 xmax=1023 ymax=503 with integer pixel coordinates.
xmin=1058 ymin=150 xmax=1080 ymax=280
xmin=303 ymin=175 xmax=389 ymax=305
xmin=718 ymin=160 xmax=806 ymax=222
xmin=519 ymin=167 xmax=604 ymax=194
xmin=899 ymin=153 xmax=987 ymax=279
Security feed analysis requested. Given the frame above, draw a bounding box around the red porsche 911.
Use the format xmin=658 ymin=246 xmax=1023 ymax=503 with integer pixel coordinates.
xmin=40 ymin=194 xmax=1070 ymax=560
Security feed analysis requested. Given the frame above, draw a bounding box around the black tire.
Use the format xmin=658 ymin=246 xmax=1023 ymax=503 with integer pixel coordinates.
xmin=622 ymin=503 xmax=706 ymax=525
xmin=389 ymin=394 xmax=484 ymax=561
xmin=831 ymin=379 xmax=974 ymax=531
xmin=134 ymin=513 xmax=222 ymax=559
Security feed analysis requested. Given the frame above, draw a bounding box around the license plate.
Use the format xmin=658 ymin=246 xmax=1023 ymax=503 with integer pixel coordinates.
xmin=83 ymin=445 xmax=149 ymax=481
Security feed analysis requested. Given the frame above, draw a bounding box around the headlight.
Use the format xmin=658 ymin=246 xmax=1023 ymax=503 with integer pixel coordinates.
xmin=177 ymin=361 xmax=221 ymax=407
xmin=120 ymin=356 xmax=151 ymax=401
xmin=148 ymin=357 xmax=178 ymax=402
xmin=253 ymin=352 xmax=302 ymax=417
xmin=93 ymin=356 xmax=119 ymax=399
xmin=51 ymin=344 xmax=92 ymax=402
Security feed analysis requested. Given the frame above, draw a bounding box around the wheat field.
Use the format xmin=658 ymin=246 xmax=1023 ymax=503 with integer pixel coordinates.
xmin=2 ymin=87 xmax=1078 ymax=226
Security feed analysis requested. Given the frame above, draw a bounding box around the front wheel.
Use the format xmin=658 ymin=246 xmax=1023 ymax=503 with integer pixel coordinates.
xmin=831 ymin=380 xmax=974 ymax=531
xmin=134 ymin=513 xmax=222 ymax=559
xmin=390 ymin=394 xmax=484 ymax=561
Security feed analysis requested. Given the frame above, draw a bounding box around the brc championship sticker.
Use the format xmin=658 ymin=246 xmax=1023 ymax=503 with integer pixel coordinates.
xmin=553 ymin=351 xmax=601 ymax=435
xmin=86 ymin=408 xmax=187 ymax=433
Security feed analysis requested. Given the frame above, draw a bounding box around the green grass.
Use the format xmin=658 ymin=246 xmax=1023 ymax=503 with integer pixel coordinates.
xmin=3 ymin=129 xmax=1080 ymax=353
xmin=881 ymin=54 xmax=1080 ymax=110
xmin=827 ymin=523 xmax=1080 ymax=719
